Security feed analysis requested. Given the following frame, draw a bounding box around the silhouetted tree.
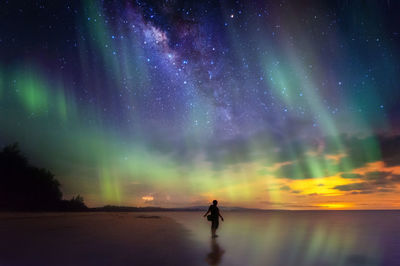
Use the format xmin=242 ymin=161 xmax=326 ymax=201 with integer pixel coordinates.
xmin=60 ymin=194 xmax=88 ymax=211
xmin=0 ymin=143 xmax=87 ymax=211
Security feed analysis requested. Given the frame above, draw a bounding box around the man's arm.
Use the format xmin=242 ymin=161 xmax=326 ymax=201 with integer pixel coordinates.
xmin=203 ymin=206 xmax=211 ymax=217
xmin=219 ymin=213 xmax=224 ymax=221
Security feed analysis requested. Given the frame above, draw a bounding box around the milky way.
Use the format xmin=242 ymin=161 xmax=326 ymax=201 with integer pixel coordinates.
xmin=1 ymin=1 xmax=400 ymax=208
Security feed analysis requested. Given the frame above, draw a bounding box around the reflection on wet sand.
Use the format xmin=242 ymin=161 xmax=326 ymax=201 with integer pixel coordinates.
xmin=206 ymin=238 xmax=225 ymax=265
xmin=169 ymin=211 xmax=400 ymax=265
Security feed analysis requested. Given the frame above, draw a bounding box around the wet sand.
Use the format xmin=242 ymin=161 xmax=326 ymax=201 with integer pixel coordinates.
xmin=3 ymin=211 xmax=399 ymax=265
xmin=0 ymin=212 xmax=201 ymax=266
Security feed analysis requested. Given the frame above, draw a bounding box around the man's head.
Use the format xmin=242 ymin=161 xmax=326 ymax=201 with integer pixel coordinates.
xmin=213 ymin=200 xmax=218 ymax=205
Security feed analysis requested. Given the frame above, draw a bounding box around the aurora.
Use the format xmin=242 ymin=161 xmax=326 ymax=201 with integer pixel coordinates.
xmin=0 ymin=0 xmax=399 ymax=210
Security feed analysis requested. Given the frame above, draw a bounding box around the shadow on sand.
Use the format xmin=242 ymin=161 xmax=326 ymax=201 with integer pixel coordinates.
xmin=206 ymin=238 xmax=225 ymax=265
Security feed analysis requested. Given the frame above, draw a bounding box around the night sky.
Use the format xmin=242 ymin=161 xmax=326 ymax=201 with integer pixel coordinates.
xmin=1 ymin=0 xmax=400 ymax=209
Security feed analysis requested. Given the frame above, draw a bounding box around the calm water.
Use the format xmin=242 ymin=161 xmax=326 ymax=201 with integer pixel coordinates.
xmin=161 ymin=211 xmax=400 ymax=266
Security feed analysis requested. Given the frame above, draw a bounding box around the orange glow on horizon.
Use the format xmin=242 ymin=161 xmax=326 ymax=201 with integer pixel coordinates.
xmin=315 ymin=203 xmax=354 ymax=209
xmin=287 ymin=175 xmax=357 ymax=196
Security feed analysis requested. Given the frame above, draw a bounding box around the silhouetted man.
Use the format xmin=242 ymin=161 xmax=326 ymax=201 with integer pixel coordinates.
xmin=203 ymin=200 xmax=224 ymax=238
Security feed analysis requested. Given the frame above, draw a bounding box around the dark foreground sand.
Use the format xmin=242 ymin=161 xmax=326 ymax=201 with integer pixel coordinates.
xmin=0 ymin=212 xmax=201 ymax=266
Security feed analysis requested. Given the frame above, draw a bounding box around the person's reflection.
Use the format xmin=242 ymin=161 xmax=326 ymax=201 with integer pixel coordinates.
xmin=206 ymin=238 xmax=225 ymax=265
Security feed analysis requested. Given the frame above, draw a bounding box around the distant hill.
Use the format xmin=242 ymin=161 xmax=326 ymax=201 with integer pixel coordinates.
xmin=90 ymin=205 xmax=266 ymax=212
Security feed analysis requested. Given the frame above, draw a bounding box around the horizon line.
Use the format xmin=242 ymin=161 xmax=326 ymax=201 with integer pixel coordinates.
xmin=88 ymin=205 xmax=400 ymax=211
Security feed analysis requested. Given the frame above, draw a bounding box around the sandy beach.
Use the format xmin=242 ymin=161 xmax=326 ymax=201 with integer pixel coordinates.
xmin=0 ymin=212 xmax=201 ymax=266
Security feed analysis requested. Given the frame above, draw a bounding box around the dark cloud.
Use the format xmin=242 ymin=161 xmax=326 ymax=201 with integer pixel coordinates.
xmin=377 ymin=188 xmax=396 ymax=193
xmin=363 ymin=172 xmax=397 ymax=186
xmin=350 ymin=190 xmax=374 ymax=194
xmin=333 ymin=171 xmax=400 ymax=194
xmin=364 ymin=171 xmax=390 ymax=180
xmin=380 ymin=134 xmax=400 ymax=167
xmin=390 ymin=174 xmax=400 ymax=183
xmin=341 ymin=173 xmax=363 ymax=179
xmin=334 ymin=182 xmax=371 ymax=191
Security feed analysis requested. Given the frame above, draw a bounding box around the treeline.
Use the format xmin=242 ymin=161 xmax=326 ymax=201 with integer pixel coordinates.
xmin=0 ymin=143 xmax=87 ymax=211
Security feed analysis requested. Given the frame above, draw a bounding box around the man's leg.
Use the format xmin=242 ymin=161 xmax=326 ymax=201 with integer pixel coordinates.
xmin=211 ymin=220 xmax=217 ymax=237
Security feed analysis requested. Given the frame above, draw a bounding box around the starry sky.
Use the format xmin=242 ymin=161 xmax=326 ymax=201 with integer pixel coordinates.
xmin=1 ymin=0 xmax=400 ymax=209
